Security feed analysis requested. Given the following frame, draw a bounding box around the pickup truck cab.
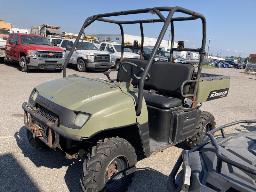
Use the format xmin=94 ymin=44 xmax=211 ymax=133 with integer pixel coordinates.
xmin=60 ymin=39 xmax=111 ymax=72
xmin=99 ymin=42 xmax=140 ymax=68
xmin=49 ymin=37 xmax=62 ymax=46
xmin=5 ymin=33 xmax=65 ymax=72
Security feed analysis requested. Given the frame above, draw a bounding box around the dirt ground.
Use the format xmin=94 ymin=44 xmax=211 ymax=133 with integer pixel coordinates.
xmin=0 ymin=62 xmax=255 ymax=192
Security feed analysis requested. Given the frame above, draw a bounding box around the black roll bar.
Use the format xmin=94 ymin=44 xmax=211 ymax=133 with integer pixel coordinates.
xmin=139 ymin=22 xmax=144 ymax=60
xmin=119 ymin=24 xmax=124 ymax=62
xmin=62 ymin=6 xmax=207 ymax=116
xmin=136 ymin=9 xmax=175 ymax=115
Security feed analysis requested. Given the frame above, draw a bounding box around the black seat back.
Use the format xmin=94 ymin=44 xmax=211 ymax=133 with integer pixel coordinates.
xmin=117 ymin=59 xmax=148 ymax=83
xmin=145 ymin=62 xmax=194 ymax=97
xmin=117 ymin=59 xmax=194 ymax=98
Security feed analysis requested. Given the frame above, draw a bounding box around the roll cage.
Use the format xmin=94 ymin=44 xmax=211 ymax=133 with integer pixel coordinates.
xmin=63 ymin=6 xmax=207 ymax=115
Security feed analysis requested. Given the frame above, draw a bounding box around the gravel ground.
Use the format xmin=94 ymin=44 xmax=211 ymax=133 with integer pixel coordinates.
xmin=0 ymin=62 xmax=255 ymax=192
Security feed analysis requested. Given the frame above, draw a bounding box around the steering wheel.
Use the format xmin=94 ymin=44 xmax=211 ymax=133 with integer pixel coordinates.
xmin=121 ymin=61 xmax=150 ymax=80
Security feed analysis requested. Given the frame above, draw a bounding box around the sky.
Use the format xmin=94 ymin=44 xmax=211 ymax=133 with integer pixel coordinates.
xmin=0 ymin=0 xmax=256 ymax=57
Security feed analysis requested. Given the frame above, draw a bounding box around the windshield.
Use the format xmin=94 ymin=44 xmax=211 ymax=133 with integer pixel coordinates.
xmin=0 ymin=29 xmax=10 ymax=35
xmin=21 ymin=36 xmax=51 ymax=46
xmin=143 ymin=47 xmax=153 ymax=54
xmin=161 ymin=51 xmax=170 ymax=57
xmin=114 ymin=45 xmax=132 ymax=53
xmin=77 ymin=42 xmax=98 ymax=50
xmin=51 ymin=38 xmax=62 ymax=46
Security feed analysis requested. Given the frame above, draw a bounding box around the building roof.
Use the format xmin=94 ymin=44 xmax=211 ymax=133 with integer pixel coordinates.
xmin=0 ymin=20 xmax=12 ymax=30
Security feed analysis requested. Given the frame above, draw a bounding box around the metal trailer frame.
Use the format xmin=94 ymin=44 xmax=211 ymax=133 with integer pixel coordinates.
xmin=62 ymin=6 xmax=207 ymax=115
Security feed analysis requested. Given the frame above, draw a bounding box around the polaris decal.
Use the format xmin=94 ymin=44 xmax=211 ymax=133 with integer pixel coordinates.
xmin=207 ymin=88 xmax=229 ymax=101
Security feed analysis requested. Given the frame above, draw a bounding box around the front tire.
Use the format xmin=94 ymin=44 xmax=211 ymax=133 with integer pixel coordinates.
xmin=19 ymin=56 xmax=28 ymax=72
xmin=81 ymin=137 xmax=137 ymax=192
xmin=180 ymin=111 xmax=216 ymax=149
xmin=77 ymin=58 xmax=87 ymax=72
xmin=26 ymin=129 xmax=49 ymax=151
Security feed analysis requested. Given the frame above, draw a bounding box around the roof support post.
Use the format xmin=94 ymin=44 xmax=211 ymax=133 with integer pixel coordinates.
xmin=136 ymin=9 xmax=176 ymax=115
xmin=63 ymin=16 xmax=97 ymax=77
xmin=139 ymin=22 xmax=144 ymax=59
xmin=119 ymin=24 xmax=125 ymax=62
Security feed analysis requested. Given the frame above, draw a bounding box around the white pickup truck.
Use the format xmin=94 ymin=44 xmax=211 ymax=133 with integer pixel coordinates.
xmin=59 ymin=39 xmax=112 ymax=72
xmin=99 ymin=42 xmax=140 ymax=69
xmin=0 ymin=37 xmax=6 ymax=61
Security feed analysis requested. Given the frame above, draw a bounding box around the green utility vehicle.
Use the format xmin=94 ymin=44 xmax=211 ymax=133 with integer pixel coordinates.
xmin=22 ymin=6 xmax=230 ymax=192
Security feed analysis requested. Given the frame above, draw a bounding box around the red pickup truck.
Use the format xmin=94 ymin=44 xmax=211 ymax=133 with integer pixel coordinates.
xmin=5 ymin=33 xmax=65 ymax=72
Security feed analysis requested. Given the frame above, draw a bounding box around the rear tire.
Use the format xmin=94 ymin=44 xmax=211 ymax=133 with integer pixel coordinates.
xmin=180 ymin=111 xmax=216 ymax=149
xmin=77 ymin=58 xmax=87 ymax=72
xmin=19 ymin=56 xmax=28 ymax=72
xmin=81 ymin=137 xmax=137 ymax=192
xmin=26 ymin=129 xmax=49 ymax=151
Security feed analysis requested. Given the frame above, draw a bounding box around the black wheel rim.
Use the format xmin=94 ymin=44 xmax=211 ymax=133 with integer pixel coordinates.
xmin=105 ymin=156 xmax=128 ymax=181
xmin=105 ymin=156 xmax=129 ymax=191
xmin=20 ymin=57 xmax=26 ymax=69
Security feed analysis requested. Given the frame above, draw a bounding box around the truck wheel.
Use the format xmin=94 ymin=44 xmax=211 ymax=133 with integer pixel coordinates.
xmin=77 ymin=58 xmax=87 ymax=72
xmin=4 ymin=57 xmax=9 ymax=64
xmin=26 ymin=129 xmax=49 ymax=151
xmin=180 ymin=111 xmax=216 ymax=149
xmin=19 ymin=56 xmax=28 ymax=72
xmin=81 ymin=137 xmax=137 ymax=192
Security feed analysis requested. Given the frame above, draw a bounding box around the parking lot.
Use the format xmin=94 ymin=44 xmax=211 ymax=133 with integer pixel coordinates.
xmin=0 ymin=62 xmax=256 ymax=192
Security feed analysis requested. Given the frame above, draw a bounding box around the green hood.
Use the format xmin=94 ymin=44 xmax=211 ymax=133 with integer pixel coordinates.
xmin=33 ymin=76 xmax=148 ymax=138
xmin=36 ymin=76 xmax=127 ymax=112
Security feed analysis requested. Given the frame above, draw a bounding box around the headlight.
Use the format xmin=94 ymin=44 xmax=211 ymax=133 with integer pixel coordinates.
xmin=27 ymin=50 xmax=38 ymax=59
xmin=86 ymin=54 xmax=94 ymax=62
xmin=74 ymin=113 xmax=90 ymax=127
xmin=31 ymin=89 xmax=38 ymax=101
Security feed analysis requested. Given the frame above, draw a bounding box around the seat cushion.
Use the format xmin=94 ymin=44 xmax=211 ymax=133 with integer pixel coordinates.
xmin=144 ymin=92 xmax=182 ymax=109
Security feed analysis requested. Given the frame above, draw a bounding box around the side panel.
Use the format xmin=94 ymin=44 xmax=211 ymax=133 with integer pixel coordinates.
xmin=58 ymin=93 xmax=137 ymax=138
xmin=196 ymin=75 xmax=230 ymax=103
xmin=172 ymin=109 xmax=201 ymax=144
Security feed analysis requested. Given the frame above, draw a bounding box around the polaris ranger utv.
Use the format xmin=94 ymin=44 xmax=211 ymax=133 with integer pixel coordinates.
xmin=168 ymin=119 xmax=256 ymax=192
xmin=22 ymin=6 xmax=230 ymax=191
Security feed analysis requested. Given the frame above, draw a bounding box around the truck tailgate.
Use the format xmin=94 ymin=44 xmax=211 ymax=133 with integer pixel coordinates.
xmin=196 ymin=73 xmax=230 ymax=103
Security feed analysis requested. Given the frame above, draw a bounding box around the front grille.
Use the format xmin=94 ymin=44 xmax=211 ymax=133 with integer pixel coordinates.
xmin=94 ymin=54 xmax=110 ymax=62
xmin=35 ymin=105 xmax=59 ymax=124
xmin=37 ymin=51 xmax=63 ymax=59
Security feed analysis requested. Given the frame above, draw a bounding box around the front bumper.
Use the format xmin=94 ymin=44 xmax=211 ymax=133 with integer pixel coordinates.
xmin=86 ymin=61 xmax=112 ymax=70
xmin=27 ymin=57 xmax=64 ymax=70
xmin=0 ymin=49 xmax=5 ymax=58
xmin=22 ymin=102 xmax=82 ymax=149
